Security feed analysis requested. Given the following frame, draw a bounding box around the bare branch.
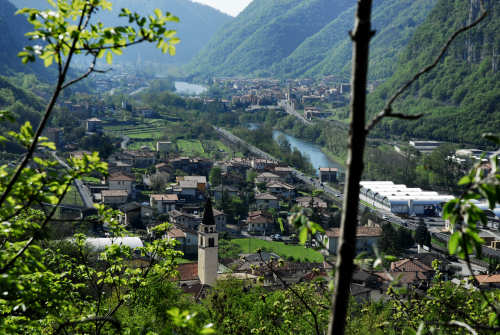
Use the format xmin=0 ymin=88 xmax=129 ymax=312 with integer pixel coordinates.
xmin=62 ymin=53 xmax=108 ymax=90
xmin=365 ymin=1 xmax=488 ymax=133
xmin=0 ymin=179 xmax=73 ymax=274
xmin=0 ymin=3 xmax=89 ymax=210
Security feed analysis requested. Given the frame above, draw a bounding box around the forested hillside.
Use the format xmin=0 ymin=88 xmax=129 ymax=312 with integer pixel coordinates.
xmin=12 ymin=0 xmax=232 ymax=66
xmin=186 ymin=0 xmax=436 ymax=80
xmin=0 ymin=0 xmax=52 ymax=78
xmin=368 ymin=0 xmax=500 ymax=146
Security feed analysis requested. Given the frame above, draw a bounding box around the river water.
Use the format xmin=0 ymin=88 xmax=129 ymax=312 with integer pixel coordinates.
xmin=174 ymin=81 xmax=207 ymax=95
xmin=272 ymin=130 xmax=342 ymax=174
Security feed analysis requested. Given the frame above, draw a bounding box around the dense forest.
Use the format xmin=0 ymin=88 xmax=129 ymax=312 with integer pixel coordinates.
xmin=185 ymin=0 xmax=436 ymax=80
xmin=368 ymin=0 xmax=500 ymax=146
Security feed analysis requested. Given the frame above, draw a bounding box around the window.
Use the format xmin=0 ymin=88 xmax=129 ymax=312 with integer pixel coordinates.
xmin=208 ymin=238 xmax=214 ymax=248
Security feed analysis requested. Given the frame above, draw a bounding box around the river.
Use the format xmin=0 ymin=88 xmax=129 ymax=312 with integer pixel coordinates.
xmin=272 ymin=130 xmax=342 ymax=174
xmin=174 ymin=81 xmax=207 ymax=95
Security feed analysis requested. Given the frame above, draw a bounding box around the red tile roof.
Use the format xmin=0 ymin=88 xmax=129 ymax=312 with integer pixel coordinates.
xmin=176 ymin=263 xmax=198 ymax=281
xmin=150 ymin=194 xmax=179 ymax=201
xmin=390 ymin=259 xmax=433 ymax=272
xmin=475 ymin=274 xmax=500 ymax=284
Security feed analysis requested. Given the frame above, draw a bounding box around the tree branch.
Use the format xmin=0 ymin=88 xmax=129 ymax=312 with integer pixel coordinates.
xmin=328 ymin=1 xmax=374 ymax=334
xmin=365 ymin=1 xmax=488 ymax=133
xmin=0 ymin=3 xmax=89 ymax=210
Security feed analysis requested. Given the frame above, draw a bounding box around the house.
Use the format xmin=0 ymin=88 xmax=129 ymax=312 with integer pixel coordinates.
xmin=108 ymin=160 xmax=132 ymax=174
xmin=255 ymin=172 xmax=281 ymax=184
xmin=150 ymin=194 xmax=179 ymax=214
xmin=374 ymin=271 xmax=431 ymax=289
xmin=474 ymin=274 xmax=500 ymax=289
xmin=251 ymin=159 xmax=278 ymax=171
xmin=273 ymin=166 xmax=294 ymax=182
xmin=266 ymin=181 xmax=296 ymax=200
xmin=296 ymin=196 xmax=327 ymax=209
xmin=247 ymin=211 xmax=274 ymax=234
xmin=391 ymin=258 xmax=434 ymax=274
xmin=324 ymin=226 xmax=382 ymax=255
xmin=166 ymin=225 xmax=198 ymax=255
xmin=319 ymin=167 xmax=338 ymax=183
xmin=86 ymin=117 xmax=102 ymax=132
xmin=119 ymin=202 xmax=142 ymax=228
xmin=155 ymin=162 xmax=170 ymax=174
xmin=169 ymin=210 xmax=202 ymax=231
xmin=213 ymin=209 xmax=227 ymax=232
xmin=101 ymin=189 xmax=128 ymax=206
xmin=178 ymin=180 xmax=199 ymax=199
xmin=108 ymin=172 xmax=135 ymax=194
xmin=212 ymin=185 xmax=238 ymax=201
xmin=122 ymin=150 xmax=156 ymax=168
xmin=255 ymin=193 xmax=279 ymax=210
xmin=177 ymin=176 xmax=207 ymax=192
xmin=170 ymin=157 xmax=213 ymax=176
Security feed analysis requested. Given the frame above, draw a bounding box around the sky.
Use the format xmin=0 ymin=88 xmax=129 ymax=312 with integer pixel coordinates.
xmin=191 ymin=0 xmax=252 ymax=17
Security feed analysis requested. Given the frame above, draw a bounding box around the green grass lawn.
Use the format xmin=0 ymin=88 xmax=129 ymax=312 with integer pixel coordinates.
xmin=231 ymin=238 xmax=323 ymax=262
xmin=176 ymin=139 xmax=205 ymax=156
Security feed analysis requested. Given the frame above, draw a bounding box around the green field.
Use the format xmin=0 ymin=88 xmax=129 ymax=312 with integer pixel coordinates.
xmin=231 ymin=238 xmax=323 ymax=262
xmin=176 ymin=139 xmax=205 ymax=156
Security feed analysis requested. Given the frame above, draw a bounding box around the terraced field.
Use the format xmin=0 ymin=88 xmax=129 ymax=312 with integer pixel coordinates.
xmin=176 ymin=139 xmax=205 ymax=156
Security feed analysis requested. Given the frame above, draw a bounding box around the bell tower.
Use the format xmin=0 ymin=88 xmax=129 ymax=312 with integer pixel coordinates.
xmin=198 ymin=198 xmax=218 ymax=286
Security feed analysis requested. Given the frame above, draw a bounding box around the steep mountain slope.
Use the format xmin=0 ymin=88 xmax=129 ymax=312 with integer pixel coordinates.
xmin=298 ymin=0 xmax=436 ymax=80
xmin=12 ymin=0 xmax=232 ymax=65
xmin=0 ymin=0 xmax=51 ymax=78
xmin=368 ymin=0 xmax=500 ymax=146
xmin=186 ymin=0 xmax=353 ymax=78
xmin=187 ymin=0 xmax=437 ymax=80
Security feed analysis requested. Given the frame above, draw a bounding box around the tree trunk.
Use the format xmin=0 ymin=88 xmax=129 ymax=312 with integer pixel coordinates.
xmin=328 ymin=1 xmax=373 ymax=334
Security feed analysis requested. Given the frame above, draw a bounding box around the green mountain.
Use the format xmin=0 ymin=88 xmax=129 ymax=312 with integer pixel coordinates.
xmin=186 ymin=0 xmax=436 ymax=80
xmin=0 ymin=0 xmax=51 ymax=78
xmin=12 ymin=0 xmax=232 ymax=65
xmin=185 ymin=0 xmax=354 ymax=78
xmin=368 ymin=0 xmax=500 ymax=146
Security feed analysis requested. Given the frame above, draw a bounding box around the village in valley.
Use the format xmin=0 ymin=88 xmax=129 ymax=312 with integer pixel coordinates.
xmin=44 ymin=73 xmax=500 ymax=300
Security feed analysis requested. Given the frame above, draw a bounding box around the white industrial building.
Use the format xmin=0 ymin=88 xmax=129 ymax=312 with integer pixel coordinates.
xmin=360 ymin=181 xmax=454 ymax=216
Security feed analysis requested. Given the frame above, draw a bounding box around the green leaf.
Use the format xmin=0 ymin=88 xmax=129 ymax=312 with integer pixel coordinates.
xmin=106 ymin=51 xmax=113 ymax=65
xmin=44 ymin=56 xmax=53 ymax=67
xmin=154 ymin=8 xmax=162 ymax=18
xmin=448 ymin=231 xmax=460 ymax=255
xmin=278 ymin=218 xmax=284 ymax=233
xmin=298 ymin=227 xmax=308 ymax=245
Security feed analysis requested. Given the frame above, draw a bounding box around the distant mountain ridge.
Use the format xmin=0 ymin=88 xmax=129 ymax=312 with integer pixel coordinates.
xmin=11 ymin=0 xmax=232 ymax=66
xmin=185 ymin=0 xmax=437 ymax=80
